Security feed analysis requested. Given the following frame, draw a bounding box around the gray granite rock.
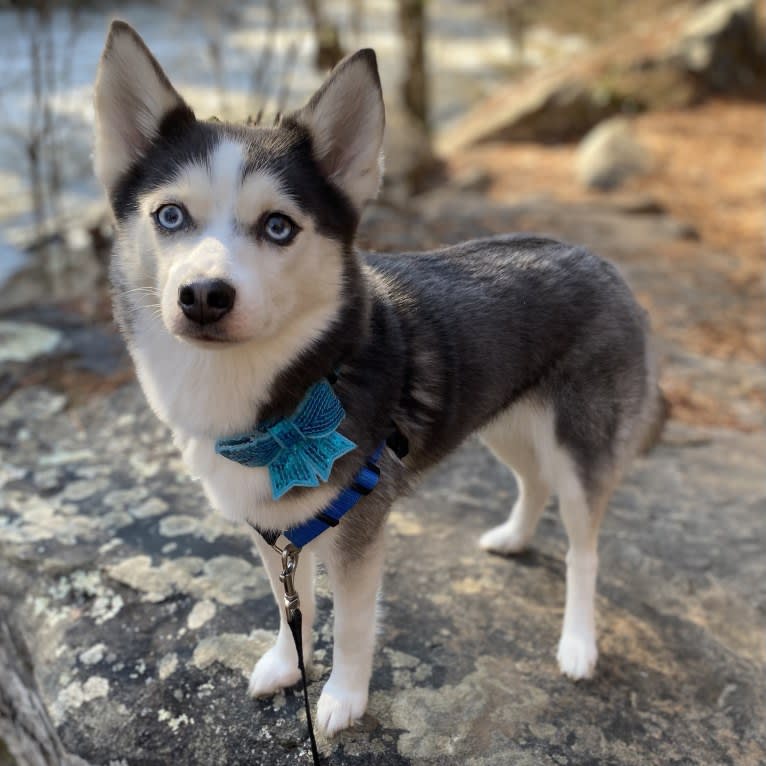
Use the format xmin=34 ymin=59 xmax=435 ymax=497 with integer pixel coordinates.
xmin=0 ymin=322 xmax=62 ymax=364
xmin=1 ymin=378 xmax=764 ymax=765
xmin=436 ymin=75 xmax=623 ymax=151
xmin=674 ymin=0 xmax=764 ymax=92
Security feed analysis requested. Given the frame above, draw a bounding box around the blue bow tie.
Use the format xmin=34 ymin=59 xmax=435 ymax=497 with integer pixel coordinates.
xmin=214 ymin=380 xmax=356 ymax=500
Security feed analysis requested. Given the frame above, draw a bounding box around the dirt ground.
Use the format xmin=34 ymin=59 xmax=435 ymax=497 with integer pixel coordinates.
xmin=446 ymin=100 xmax=764 ymax=430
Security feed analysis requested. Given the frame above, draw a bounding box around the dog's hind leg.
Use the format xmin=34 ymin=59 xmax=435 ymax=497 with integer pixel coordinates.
xmin=479 ymin=451 xmax=550 ymax=554
xmin=479 ymin=410 xmax=551 ymax=554
xmin=555 ymin=463 xmax=611 ymax=681
xmin=248 ymin=537 xmax=316 ymax=697
xmin=481 ymin=403 xmax=610 ymax=679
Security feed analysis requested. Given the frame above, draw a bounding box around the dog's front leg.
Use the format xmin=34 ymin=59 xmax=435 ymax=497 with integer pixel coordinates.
xmin=248 ymin=536 xmax=316 ymax=697
xmin=317 ymin=529 xmax=386 ymax=736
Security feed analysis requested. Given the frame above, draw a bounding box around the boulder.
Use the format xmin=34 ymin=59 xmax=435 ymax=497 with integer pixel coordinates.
xmin=674 ymin=0 xmax=765 ymax=93
xmin=576 ymin=117 xmax=649 ymax=190
xmin=437 ymin=70 xmax=626 ymax=152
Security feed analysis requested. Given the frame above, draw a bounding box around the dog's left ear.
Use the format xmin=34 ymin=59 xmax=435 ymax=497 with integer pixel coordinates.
xmin=294 ymin=49 xmax=385 ymax=212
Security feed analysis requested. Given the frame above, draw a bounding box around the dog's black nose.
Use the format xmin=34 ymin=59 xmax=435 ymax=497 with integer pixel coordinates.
xmin=178 ymin=280 xmax=236 ymax=325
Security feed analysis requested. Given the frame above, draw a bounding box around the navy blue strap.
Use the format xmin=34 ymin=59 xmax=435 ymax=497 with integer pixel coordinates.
xmin=283 ymin=442 xmax=385 ymax=548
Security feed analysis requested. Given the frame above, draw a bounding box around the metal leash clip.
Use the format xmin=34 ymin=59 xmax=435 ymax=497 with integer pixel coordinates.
xmin=279 ymin=543 xmax=301 ymax=621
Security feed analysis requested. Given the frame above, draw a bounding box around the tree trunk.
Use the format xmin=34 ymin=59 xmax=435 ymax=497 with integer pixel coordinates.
xmin=397 ymin=0 xmax=428 ymax=134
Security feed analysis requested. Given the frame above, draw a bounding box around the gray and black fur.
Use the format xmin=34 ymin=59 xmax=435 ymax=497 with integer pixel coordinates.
xmin=323 ymin=236 xmax=657 ymax=555
xmin=95 ymin=21 xmax=662 ymax=730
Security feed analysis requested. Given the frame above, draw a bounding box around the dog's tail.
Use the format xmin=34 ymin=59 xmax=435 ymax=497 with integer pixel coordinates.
xmin=638 ymin=384 xmax=669 ymax=454
xmin=634 ymin=314 xmax=668 ymax=455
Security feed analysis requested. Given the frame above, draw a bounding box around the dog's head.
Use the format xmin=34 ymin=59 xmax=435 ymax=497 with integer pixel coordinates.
xmin=94 ymin=21 xmax=384 ymax=347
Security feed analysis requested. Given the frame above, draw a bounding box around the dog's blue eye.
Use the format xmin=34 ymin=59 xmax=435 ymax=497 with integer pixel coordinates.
xmin=155 ymin=204 xmax=185 ymax=231
xmin=263 ymin=213 xmax=297 ymax=245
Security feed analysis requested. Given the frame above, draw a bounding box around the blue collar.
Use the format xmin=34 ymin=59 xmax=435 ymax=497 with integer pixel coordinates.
xmin=275 ymin=441 xmax=385 ymax=548
xmin=214 ymin=377 xmax=387 ymax=548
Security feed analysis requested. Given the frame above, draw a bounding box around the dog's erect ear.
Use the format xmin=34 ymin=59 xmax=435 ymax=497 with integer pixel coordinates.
xmin=293 ymin=49 xmax=385 ymax=211
xmin=93 ymin=20 xmax=194 ymax=191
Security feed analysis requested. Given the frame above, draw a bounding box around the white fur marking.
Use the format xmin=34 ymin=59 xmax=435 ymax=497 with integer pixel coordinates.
xmin=249 ymin=539 xmax=315 ymax=696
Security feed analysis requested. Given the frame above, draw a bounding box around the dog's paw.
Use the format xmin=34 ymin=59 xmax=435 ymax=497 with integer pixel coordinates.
xmin=248 ymin=646 xmax=301 ymax=697
xmin=557 ymin=632 xmax=597 ymax=680
xmin=316 ymin=681 xmax=368 ymax=737
xmin=479 ymin=522 xmax=530 ymax=555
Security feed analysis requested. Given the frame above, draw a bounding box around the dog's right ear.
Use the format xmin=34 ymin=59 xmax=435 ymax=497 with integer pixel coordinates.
xmin=93 ymin=20 xmax=194 ymax=191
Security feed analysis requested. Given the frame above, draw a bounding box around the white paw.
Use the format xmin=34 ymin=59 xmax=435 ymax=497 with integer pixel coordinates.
xmin=316 ymin=681 xmax=368 ymax=737
xmin=248 ymin=645 xmax=301 ymax=697
xmin=557 ymin=632 xmax=598 ymax=680
xmin=479 ymin=522 xmax=530 ymax=555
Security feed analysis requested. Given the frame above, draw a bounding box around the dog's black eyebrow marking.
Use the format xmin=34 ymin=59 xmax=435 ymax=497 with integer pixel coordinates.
xmin=158 ymin=104 xmax=197 ymax=143
xmin=238 ymin=121 xmax=358 ymax=246
xmin=111 ymin=120 xmax=220 ymax=223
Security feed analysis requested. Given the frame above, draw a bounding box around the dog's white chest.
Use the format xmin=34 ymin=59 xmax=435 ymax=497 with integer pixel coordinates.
xmin=177 ymin=434 xmax=272 ymax=522
xmin=129 ymin=316 xmax=339 ymax=530
xmin=177 ymin=434 xmax=337 ymax=528
xmin=130 ymin=319 xmax=261 ymax=437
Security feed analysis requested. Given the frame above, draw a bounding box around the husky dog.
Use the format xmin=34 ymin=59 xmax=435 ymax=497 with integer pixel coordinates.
xmin=94 ymin=21 xmax=660 ymax=736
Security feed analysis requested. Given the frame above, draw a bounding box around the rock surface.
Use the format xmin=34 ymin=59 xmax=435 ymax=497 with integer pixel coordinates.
xmin=0 ymin=322 xmax=62 ymax=364
xmin=1 ymin=384 xmax=764 ymax=766
xmin=436 ymin=67 xmax=626 ymax=151
xmin=1 ymin=190 xmax=764 ymax=765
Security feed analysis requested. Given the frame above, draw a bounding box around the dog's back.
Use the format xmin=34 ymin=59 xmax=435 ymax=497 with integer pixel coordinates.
xmin=366 ymin=234 xmax=657 ymax=492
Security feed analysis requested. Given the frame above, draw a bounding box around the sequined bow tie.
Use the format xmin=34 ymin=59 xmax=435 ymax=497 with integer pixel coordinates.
xmin=214 ymin=380 xmax=356 ymax=500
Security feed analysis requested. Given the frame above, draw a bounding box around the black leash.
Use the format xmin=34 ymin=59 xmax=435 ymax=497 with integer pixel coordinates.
xmin=276 ymin=542 xmax=323 ymax=766
xmin=288 ymin=607 xmax=322 ymax=764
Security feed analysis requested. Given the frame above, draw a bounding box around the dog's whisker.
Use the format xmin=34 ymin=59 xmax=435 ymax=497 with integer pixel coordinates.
xmin=115 ymin=285 xmax=159 ymax=294
xmin=121 ymin=302 xmax=163 ymax=318
xmin=122 ymin=300 xmax=161 ymax=309
xmin=115 ymin=289 xmax=160 ymax=300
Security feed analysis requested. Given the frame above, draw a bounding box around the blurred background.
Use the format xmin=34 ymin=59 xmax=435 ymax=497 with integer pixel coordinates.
xmin=0 ymin=0 xmax=763 ymax=429
xmin=1 ymin=3 xmax=765 ymax=764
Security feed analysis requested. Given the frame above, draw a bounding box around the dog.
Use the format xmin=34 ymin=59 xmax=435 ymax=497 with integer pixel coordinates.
xmin=94 ymin=21 xmax=661 ymax=736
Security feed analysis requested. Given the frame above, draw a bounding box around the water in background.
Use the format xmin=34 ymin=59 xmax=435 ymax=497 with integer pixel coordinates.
xmin=0 ymin=0 xmax=585 ymax=289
